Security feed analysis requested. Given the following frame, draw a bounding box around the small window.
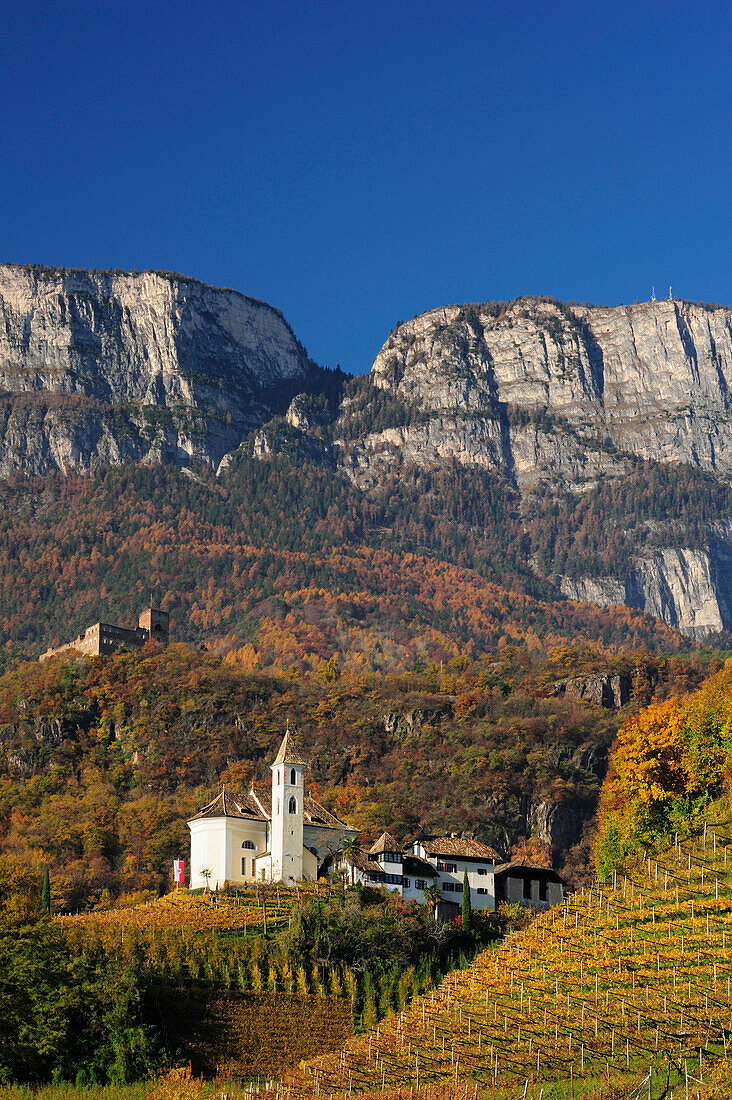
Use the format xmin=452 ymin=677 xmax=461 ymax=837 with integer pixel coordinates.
xmin=402 ymin=878 xmax=410 ymax=888
xmin=241 ymin=857 xmax=247 ymax=876
xmin=242 ymin=840 xmax=256 ymax=850
xmin=290 ymin=768 xmax=297 ymax=785
xmin=277 ymin=771 xmax=281 ymax=785
xmin=477 ymin=867 xmax=487 ymax=875
xmin=415 ymin=879 xmax=426 ymax=890
xmin=477 ymin=887 xmax=488 ymax=895
xmin=288 ymin=795 xmax=297 ymax=814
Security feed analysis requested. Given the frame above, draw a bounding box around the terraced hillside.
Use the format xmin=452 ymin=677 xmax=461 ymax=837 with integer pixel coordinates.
xmin=295 ymin=825 xmax=732 ymax=1098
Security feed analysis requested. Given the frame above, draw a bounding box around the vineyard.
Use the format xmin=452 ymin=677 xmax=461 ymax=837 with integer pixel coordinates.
xmin=56 ymin=884 xmax=363 ymax=999
xmin=57 ymin=882 xmax=333 ymax=937
xmin=285 ymin=824 xmax=732 ymax=1099
xmin=54 ymin=883 xmax=460 ymax=1035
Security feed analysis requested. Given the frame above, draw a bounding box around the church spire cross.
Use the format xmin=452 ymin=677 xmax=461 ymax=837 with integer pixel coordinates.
xmin=272 ymin=725 xmax=308 ymax=768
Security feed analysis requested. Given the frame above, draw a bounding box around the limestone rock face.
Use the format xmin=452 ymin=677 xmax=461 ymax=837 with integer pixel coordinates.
xmin=351 ymin=296 xmax=732 ymax=638
xmin=553 ymin=673 xmax=632 ymax=709
xmin=0 ymin=264 xmax=309 ymax=474
xmin=560 ymin=549 xmax=732 ymax=640
xmin=365 ymin=297 xmax=732 ymax=488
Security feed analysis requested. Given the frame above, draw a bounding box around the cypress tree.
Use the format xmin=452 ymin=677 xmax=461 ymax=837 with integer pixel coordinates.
xmin=461 ymin=868 xmax=471 ymax=933
xmin=41 ymin=867 xmax=51 ymax=916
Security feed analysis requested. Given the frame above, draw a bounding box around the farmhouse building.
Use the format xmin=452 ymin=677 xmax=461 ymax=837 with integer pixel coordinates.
xmin=187 ymin=728 xmax=357 ymax=888
xmin=494 ymin=862 xmax=566 ymax=910
xmin=40 ymin=605 xmax=169 ymax=661
xmin=339 ymin=832 xmax=500 ymax=913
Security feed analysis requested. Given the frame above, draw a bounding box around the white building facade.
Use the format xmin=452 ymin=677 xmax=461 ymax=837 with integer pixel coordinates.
xmin=340 ymin=832 xmax=499 ymax=913
xmin=187 ymin=729 xmax=357 ymax=889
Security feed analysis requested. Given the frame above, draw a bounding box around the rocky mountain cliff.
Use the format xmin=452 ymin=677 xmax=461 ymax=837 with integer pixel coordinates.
xmin=331 ymin=296 xmax=732 ymax=638
xmin=359 ymin=296 xmax=732 ymax=487
xmin=3 ymin=266 xmax=732 ymax=641
xmin=0 ymin=264 xmax=313 ymax=474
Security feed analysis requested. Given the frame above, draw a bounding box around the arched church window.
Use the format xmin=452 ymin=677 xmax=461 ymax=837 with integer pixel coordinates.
xmin=242 ymin=840 xmax=256 ymax=850
xmin=290 ymin=768 xmax=297 ymax=785
xmin=288 ymin=795 xmax=297 ymax=815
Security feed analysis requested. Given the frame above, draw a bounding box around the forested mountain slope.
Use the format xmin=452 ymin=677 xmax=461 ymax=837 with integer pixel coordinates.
xmin=3 ymin=266 xmax=732 ymax=645
xmin=0 ymin=458 xmax=686 ymax=665
xmin=0 ymin=641 xmax=715 ymax=909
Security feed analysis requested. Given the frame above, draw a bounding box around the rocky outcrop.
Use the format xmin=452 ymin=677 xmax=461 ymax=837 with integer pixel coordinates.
xmin=0 ymin=264 xmax=310 ymax=474
xmin=362 ymin=297 xmax=732 ymax=489
xmin=345 ymin=296 xmax=732 ymax=637
xmin=552 ymin=673 xmax=631 ymax=708
xmin=531 ymin=800 xmax=585 ymax=853
xmin=561 ymin=548 xmax=732 ymax=639
xmin=559 ymin=576 xmax=626 ymax=607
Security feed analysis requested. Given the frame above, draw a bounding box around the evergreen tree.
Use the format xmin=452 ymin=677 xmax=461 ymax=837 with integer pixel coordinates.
xmin=295 ymin=964 xmax=309 ymax=995
xmin=461 ymin=869 xmax=471 ymax=933
xmin=41 ymin=867 xmax=51 ymax=916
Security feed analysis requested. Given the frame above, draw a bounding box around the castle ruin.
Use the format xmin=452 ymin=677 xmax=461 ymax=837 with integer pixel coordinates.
xmin=39 ymin=606 xmax=169 ymax=661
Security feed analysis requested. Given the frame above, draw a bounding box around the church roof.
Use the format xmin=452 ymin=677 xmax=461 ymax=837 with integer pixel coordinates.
xmin=251 ymin=787 xmax=352 ymax=831
xmin=188 ymin=788 xmax=267 ymax=822
xmin=420 ymin=836 xmax=499 ymax=861
xmin=272 ymin=728 xmax=308 ymax=767
xmin=369 ymin=831 xmax=403 ymax=855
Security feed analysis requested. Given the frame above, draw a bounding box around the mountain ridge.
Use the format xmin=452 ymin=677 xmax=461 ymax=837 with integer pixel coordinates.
xmin=2 ymin=263 xmax=732 ymax=640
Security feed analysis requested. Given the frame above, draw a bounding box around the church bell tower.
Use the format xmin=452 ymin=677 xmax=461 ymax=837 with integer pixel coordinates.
xmin=270 ymin=724 xmax=306 ymax=883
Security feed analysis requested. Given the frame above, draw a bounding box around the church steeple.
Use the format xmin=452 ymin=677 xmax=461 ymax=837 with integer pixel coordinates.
xmin=272 ymin=721 xmax=308 ymax=768
xmin=270 ymin=722 xmax=305 ymax=883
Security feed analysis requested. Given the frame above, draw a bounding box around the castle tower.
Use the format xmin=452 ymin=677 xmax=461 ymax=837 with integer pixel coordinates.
xmin=139 ymin=606 xmax=169 ymax=646
xmin=270 ymin=724 xmax=306 ymax=884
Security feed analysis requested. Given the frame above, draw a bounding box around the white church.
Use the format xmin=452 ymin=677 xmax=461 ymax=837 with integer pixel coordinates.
xmin=187 ymin=727 xmax=358 ymax=888
xmin=188 ymin=725 xmax=568 ymax=911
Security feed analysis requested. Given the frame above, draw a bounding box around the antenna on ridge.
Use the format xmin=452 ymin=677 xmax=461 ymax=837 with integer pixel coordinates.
xmin=651 ymin=286 xmax=656 ymax=302
xmin=669 ymin=285 xmax=673 ymax=300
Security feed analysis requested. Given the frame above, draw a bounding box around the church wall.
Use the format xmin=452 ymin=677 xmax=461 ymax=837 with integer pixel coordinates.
xmin=189 ymin=818 xmax=227 ymax=889
xmin=302 ymin=846 xmax=318 ymax=881
xmin=225 ymin=819 xmax=268 ymax=883
xmin=189 ymin=818 xmax=268 ymax=888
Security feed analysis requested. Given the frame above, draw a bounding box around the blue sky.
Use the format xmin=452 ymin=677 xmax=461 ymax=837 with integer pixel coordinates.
xmin=1 ymin=0 xmax=729 ymax=373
